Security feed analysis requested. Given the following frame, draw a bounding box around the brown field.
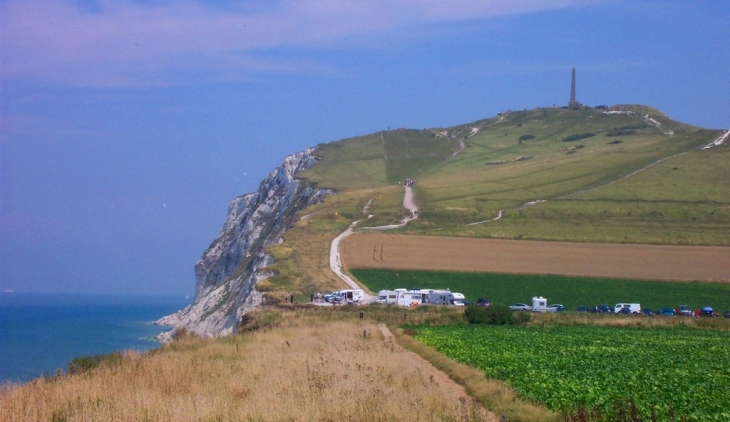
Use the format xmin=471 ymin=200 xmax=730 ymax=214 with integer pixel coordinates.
xmin=342 ymin=233 xmax=730 ymax=281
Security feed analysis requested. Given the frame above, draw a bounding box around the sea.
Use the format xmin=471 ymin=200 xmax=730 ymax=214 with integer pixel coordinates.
xmin=0 ymin=292 xmax=190 ymax=384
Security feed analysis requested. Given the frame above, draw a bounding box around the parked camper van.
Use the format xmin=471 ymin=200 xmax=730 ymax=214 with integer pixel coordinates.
xmin=614 ymin=303 xmax=641 ymax=314
xmin=424 ymin=289 xmax=453 ymax=305
xmin=338 ymin=289 xmax=365 ymax=303
xmin=532 ymin=296 xmax=548 ymax=312
xmin=377 ymin=290 xmax=398 ymax=305
xmin=449 ymin=292 xmax=466 ymax=306
xmin=396 ymin=290 xmax=424 ymax=307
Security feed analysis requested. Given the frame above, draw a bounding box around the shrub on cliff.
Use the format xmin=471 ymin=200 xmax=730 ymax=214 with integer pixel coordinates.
xmin=68 ymin=351 xmax=123 ymax=375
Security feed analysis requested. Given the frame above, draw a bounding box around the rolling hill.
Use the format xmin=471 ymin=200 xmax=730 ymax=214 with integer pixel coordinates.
xmin=272 ymin=104 xmax=728 ymax=297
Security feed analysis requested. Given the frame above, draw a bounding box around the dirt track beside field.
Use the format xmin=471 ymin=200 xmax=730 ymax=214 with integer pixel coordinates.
xmin=341 ymin=234 xmax=730 ymax=281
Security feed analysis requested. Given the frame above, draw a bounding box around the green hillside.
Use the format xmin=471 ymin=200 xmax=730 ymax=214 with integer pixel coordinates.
xmin=298 ymin=105 xmax=729 ymax=245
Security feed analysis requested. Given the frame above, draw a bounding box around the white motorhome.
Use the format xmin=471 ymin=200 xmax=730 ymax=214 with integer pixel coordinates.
xmin=532 ymin=296 xmax=548 ymax=312
xmin=425 ymin=290 xmax=453 ymax=305
xmin=614 ymin=303 xmax=641 ymax=314
xmin=337 ymin=289 xmax=365 ymax=303
xmin=377 ymin=290 xmax=399 ymax=305
xmin=449 ymin=292 xmax=466 ymax=306
xmin=396 ymin=290 xmax=424 ymax=307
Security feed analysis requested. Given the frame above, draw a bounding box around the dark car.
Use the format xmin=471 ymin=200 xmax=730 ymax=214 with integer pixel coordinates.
xmin=595 ymin=304 xmax=612 ymax=313
xmin=477 ymin=298 xmax=492 ymax=307
xmin=642 ymin=308 xmax=653 ymax=315
xmin=655 ymin=307 xmax=675 ymax=316
xmin=724 ymin=310 xmax=730 ymax=319
xmin=576 ymin=306 xmax=589 ymax=313
xmin=463 ymin=300 xmax=474 ymax=306
xmin=617 ymin=307 xmax=632 ymax=315
xmin=700 ymin=306 xmax=719 ymax=317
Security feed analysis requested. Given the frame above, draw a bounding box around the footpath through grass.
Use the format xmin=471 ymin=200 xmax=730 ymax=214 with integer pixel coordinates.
xmin=413 ymin=324 xmax=730 ymax=421
xmin=351 ymin=269 xmax=730 ymax=311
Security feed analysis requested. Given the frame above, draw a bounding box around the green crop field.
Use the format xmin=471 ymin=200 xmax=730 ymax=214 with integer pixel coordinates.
xmin=351 ymin=269 xmax=730 ymax=311
xmin=413 ymin=324 xmax=730 ymax=420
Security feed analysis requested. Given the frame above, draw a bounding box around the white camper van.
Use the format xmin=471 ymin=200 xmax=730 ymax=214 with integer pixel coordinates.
xmin=377 ymin=290 xmax=398 ymax=305
xmin=614 ymin=303 xmax=641 ymax=314
xmin=337 ymin=289 xmax=365 ymax=303
xmin=449 ymin=292 xmax=466 ymax=306
xmin=396 ymin=290 xmax=424 ymax=307
xmin=532 ymin=296 xmax=548 ymax=312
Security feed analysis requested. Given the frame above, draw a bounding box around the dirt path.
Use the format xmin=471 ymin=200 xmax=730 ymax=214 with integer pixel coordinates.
xmin=377 ymin=325 xmax=499 ymax=422
xmin=329 ymin=221 xmax=363 ymax=290
xmin=329 ymin=186 xmax=419 ymax=299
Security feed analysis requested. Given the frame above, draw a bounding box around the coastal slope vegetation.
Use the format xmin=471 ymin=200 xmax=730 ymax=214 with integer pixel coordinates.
xmin=271 ymin=105 xmax=728 ymax=298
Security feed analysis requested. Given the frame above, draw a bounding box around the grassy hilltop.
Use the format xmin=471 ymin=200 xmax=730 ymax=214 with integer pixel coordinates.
xmin=269 ymin=105 xmax=728 ymax=297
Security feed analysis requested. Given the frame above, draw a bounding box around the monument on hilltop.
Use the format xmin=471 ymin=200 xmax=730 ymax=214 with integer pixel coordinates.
xmin=568 ymin=68 xmax=582 ymax=109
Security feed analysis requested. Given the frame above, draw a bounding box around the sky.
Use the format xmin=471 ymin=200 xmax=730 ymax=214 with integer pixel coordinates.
xmin=1 ymin=0 xmax=729 ymax=297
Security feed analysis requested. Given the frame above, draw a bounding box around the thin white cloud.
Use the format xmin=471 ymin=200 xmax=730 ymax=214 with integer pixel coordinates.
xmin=0 ymin=0 xmax=609 ymax=87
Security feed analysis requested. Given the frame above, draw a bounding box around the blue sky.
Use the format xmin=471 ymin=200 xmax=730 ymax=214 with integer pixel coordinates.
xmin=1 ymin=0 xmax=728 ymax=296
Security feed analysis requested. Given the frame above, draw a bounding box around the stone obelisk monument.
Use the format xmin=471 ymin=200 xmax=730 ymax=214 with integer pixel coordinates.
xmin=569 ymin=68 xmax=580 ymax=109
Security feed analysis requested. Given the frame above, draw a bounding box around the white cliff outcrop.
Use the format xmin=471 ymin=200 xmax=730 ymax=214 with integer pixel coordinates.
xmin=156 ymin=148 xmax=331 ymax=340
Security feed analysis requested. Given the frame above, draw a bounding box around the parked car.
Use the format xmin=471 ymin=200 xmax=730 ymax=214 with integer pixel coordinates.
xmin=677 ymin=305 xmax=693 ymax=316
xmin=576 ymin=306 xmax=589 ymax=313
xmin=595 ymin=304 xmax=612 ymax=313
xmin=700 ymin=306 xmax=719 ymax=317
xmin=642 ymin=308 xmax=653 ymax=315
xmin=509 ymin=303 xmax=532 ymax=311
xmin=614 ymin=303 xmax=641 ymax=314
xmin=462 ymin=300 xmax=474 ymax=306
xmin=617 ymin=307 xmax=632 ymax=315
xmin=547 ymin=304 xmax=567 ymax=312
xmin=323 ymin=292 xmax=339 ymax=302
xmin=476 ymin=298 xmax=492 ymax=307
xmin=655 ymin=307 xmax=675 ymax=316
xmin=724 ymin=310 xmax=730 ymax=319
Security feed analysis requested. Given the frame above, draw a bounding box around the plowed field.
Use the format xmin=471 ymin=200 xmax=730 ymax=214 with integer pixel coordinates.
xmin=341 ymin=233 xmax=730 ymax=281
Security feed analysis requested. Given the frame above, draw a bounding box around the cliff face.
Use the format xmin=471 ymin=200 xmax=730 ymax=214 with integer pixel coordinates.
xmin=156 ymin=148 xmax=331 ymax=340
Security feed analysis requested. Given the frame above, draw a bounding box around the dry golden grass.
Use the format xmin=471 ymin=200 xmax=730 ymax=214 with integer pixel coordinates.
xmin=0 ymin=315 xmax=493 ymax=422
xmin=342 ymin=233 xmax=730 ymax=282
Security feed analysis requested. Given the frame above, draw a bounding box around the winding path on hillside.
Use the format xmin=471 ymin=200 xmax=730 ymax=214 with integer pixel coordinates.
xmin=464 ymin=145 xmax=706 ymax=227
xmin=329 ymin=186 xmax=418 ymax=296
xmin=328 ymin=127 xmax=464 ymax=293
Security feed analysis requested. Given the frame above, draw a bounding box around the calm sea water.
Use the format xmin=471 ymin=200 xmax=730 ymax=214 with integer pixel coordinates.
xmin=0 ymin=293 xmax=190 ymax=384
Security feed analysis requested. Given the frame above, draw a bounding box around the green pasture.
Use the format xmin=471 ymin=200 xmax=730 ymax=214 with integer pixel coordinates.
xmin=414 ymin=324 xmax=730 ymax=420
xmin=300 ymin=105 xmax=728 ymax=245
xmin=351 ymin=269 xmax=730 ymax=311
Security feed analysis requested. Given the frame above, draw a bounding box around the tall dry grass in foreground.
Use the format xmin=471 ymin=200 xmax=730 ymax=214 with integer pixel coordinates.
xmin=0 ymin=317 xmax=490 ymax=422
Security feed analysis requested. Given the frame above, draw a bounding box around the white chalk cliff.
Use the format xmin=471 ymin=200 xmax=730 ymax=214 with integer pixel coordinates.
xmin=156 ymin=148 xmax=331 ymax=340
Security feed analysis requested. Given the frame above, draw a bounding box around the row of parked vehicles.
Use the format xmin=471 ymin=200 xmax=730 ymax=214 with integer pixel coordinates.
xmin=575 ymin=304 xmax=727 ymax=317
xmin=377 ymin=288 xmax=467 ymax=306
xmin=508 ymin=297 xmax=729 ymax=317
xmin=320 ymin=289 xmax=365 ymax=304
xmin=322 ymin=289 xmax=729 ymax=318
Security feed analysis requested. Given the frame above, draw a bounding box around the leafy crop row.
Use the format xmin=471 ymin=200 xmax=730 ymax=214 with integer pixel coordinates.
xmin=351 ymin=269 xmax=730 ymax=312
xmin=414 ymin=325 xmax=730 ymax=421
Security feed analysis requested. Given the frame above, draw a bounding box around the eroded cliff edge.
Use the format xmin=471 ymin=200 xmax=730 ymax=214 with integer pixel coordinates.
xmin=155 ymin=148 xmax=331 ymax=340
